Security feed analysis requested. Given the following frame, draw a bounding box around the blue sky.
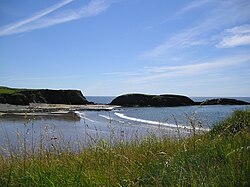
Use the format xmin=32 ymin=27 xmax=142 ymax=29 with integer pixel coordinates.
xmin=0 ymin=0 xmax=250 ymax=96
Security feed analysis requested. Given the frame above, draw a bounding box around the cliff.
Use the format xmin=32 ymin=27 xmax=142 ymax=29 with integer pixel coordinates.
xmin=0 ymin=88 xmax=90 ymax=105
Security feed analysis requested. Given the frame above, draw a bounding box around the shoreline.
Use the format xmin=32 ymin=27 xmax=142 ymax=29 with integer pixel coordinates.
xmin=0 ymin=103 xmax=120 ymax=118
xmin=1 ymin=102 xmax=249 ymax=120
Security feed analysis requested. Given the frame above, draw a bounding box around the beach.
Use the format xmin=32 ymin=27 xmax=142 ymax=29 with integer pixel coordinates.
xmin=0 ymin=103 xmax=120 ymax=117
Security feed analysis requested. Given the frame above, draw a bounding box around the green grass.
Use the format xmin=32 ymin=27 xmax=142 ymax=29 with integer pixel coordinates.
xmin=0 ymin=110 xmax=249 ymax=186
xmin=0 ymin=86 xmax=31 ymax=95
xmin=0 ymin=86 xmax=34 ymax=95
xmin=0 ymin=86 xmax=19 ymax=94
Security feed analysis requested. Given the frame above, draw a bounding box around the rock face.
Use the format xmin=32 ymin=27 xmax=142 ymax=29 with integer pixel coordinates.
xmin=200 ymin=98 xmax=249 ymax=105
xmin=110 ymin=94 xmax=195 ymax=107
xmin=0 ymin=89 xmax=90 ymax=105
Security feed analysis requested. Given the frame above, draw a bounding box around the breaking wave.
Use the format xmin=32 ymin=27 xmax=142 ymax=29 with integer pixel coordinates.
xmin=114 ymin=112 xmax=210 ymax=131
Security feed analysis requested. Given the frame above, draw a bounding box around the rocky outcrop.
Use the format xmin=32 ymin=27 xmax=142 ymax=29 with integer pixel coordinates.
xmin=0 ymin=89 xmax=90 ymax=105
xmin=110 ymin=94 xmax=195 ymax=107
xmin=110 ymin=94 xmax=250 ymax=107
xmin=200 ymin=98 xmax=249 ymax=105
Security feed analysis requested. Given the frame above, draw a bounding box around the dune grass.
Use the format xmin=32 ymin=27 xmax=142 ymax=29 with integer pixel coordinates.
xmin=0 ymin=110 xmax=249 ymax=186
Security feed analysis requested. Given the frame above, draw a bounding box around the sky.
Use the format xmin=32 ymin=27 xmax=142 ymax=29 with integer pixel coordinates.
xmin=0 ymin=0 xmax=250 ymax=97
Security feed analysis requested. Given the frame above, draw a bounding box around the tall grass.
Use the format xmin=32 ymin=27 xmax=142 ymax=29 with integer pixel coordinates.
xmin=0 ymin=110 xmax=249 ymax=186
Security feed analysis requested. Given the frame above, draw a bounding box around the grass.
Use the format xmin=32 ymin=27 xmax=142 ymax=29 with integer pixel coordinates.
xmin=0 ymin=86 xmax=19 ymax=94
xmin=0 ymin=86 xmax=31 ymax=95
xmin=0 ymin=110 xmax=249 ymax=186
xmin=0 ymin=86 xmax=35 ymax=95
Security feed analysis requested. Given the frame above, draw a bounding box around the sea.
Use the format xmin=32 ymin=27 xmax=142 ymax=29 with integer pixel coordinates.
xmin=0 ymin=96 xmax=250 ymax=154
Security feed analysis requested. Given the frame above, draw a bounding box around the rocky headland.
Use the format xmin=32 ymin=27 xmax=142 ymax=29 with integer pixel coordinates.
xmin=110 ymin=94 xmax=195 ymax=107
xmin=0 ymin=89 xmax=91 ymax=105
xmin=109 ymin=93 xmax=250 ymax=107
xmin=0 ymin=87 xmax=119 ymax=117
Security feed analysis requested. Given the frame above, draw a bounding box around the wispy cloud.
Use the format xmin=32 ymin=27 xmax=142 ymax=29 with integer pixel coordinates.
xmin=141 ymin=25 xmax=208 ymax=59
xmin=147 ymin=0 xmax=214 ymax=28
xmin=0 ymin=0 xmax=112 ymax=36
xmin=141 ymin=0 xmax=250 ymax=60
xmin=217 ymin=24 xmax=250 ymax=48
xmin=125 ymin=54 xmax=250 ymax=83
xmin=0 ymin=0 xmax=74 ymax=36
xmin=172 ymin=0 xmax=214 ymax=19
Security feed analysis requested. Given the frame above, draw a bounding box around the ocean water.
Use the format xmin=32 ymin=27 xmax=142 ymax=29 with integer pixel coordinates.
xmin=86 ymin=96 xmax=115 ymax=104
xmin=0 ymin=97 xmax=250 ymax=153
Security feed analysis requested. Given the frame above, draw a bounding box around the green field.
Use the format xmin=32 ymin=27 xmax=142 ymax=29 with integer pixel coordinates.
xmin=0 ymin=110 xmax=249 ymax=186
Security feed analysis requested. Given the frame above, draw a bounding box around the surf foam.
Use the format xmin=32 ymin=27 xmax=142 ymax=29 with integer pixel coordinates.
xmin=114 ymin=112 xmax=210 ymax=131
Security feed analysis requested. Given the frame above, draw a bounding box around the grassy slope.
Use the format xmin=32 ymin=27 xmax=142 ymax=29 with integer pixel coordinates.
xmin=0 ymin=110 xmax=249 ymax=186
xmin=0 ymin=86 xmax=31 ymax=94
xmin=0 ymin=86 xmax=18 ymax=94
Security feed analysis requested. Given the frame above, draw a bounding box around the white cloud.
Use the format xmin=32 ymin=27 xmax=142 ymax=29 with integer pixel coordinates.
xmin=217 ymin=24 xmax=250 ymax=48
xmin=141 ymin=0 xmax=250 ymax=60
xmin=127 ymin=55 xmax=250 ymax=83
xmin=228 ymin=25 xmax=250 ymax=34
xmin=0 ymin=0 xmax=74 ymax=36
xmin=141 ymin=26 xmax=208 ymax=59
xmin=0 ymin=0 xmax=112 ymax=36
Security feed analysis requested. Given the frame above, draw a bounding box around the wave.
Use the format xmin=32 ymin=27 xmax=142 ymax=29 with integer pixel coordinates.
xmin=74 ymin=111 xmax=96 ymax=122
xmin=98 ymin=114 xmax=112 ymax=120
xmin=114 ymin=112 xmax=210 ymax=131
xmin=99 ymin=114 xmax=126 ymax=124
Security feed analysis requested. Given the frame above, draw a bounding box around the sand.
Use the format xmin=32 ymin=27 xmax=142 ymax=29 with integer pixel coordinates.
xmin=0 ymin=103 xmax=120 ymax=118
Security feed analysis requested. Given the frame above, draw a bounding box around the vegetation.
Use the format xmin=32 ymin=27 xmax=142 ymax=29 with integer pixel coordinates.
xmin=0 ymin=86 xmax=30 ymax=95
xmin=0 ymin=86 xmax=19 ymax=94
xmin=0 ymin=110 xmax=249 ymax=186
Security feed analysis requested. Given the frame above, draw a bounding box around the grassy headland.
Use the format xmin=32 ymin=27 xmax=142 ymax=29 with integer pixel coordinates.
xmin=0 ymin=110 xmax=249 ymax=186
xmin=0 ymin=86 xmax=89 ymax=105
xmin=0 ymin=86 xmax=27 ymax=94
